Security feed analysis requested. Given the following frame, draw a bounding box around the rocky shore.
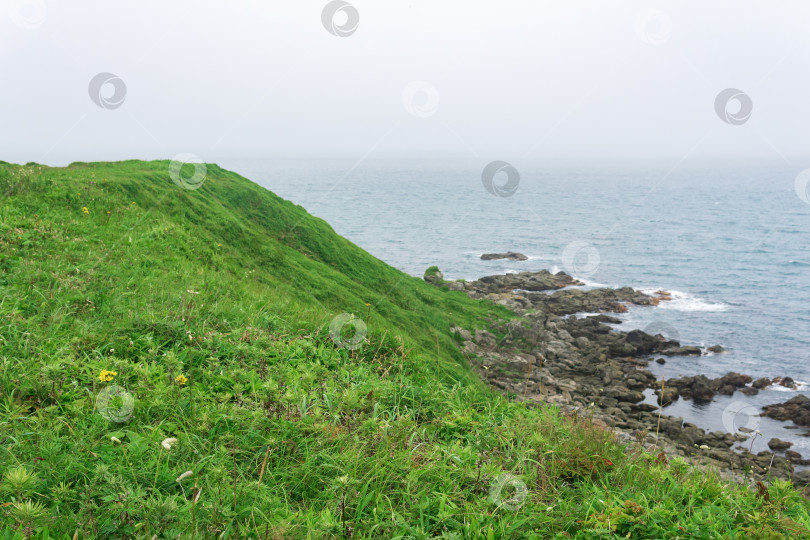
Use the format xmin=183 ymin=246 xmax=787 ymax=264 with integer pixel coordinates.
xmin=426 ymin=268 xmax=810 ymax=491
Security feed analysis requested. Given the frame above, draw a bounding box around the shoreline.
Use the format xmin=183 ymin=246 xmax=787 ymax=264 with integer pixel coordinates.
xmin=427 ymin=267 xmax=810 ymax=489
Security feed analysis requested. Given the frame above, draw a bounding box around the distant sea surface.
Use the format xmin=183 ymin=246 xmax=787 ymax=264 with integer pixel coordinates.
xmin=225 ymin=157 xmax=810 ymax=454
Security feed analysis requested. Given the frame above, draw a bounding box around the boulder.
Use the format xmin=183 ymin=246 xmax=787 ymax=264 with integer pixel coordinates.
xmin=773 ymin=377 xmax=797 ymax=389
xmin=752 ymin=378 xmax=772 ymax=389
xmin=712 ymin=372 xmax=753 ymax=392
xmin=768 ymin=438 xmax=793 ymax=451
xmin=472 ymin=270 xmax=581 ymax=293
xmin=423 ymin=266 xmax=444 ymax=285
xmin=762 ymin=394 xmax=810 ymax=426
xmin=480 ymin=252 xmax=528 ymax=261
xmin=668 ymin=375 xmax=715 ymax=403
xmin=656 ymin=387 xmax=679 ymax=406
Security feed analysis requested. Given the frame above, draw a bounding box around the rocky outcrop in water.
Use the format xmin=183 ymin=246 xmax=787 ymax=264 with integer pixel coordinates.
xmin=480 ymin=251 xmax=528 ymax=261
xmin=762 ymin=395 xmax=810 ymax=427
xmin=428 ymin=266 xmax=807 ymax=486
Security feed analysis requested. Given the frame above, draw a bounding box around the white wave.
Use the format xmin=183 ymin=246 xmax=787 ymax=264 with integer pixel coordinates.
xmin=770 ymin=381 xmax=808 ymax=392
xmin=640 ymin=288 xmax=728 ymax=313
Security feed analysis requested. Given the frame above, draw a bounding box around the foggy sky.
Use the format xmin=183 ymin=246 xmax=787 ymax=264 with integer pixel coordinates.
xmin=3 ymin=0 xmax=810 ymax=167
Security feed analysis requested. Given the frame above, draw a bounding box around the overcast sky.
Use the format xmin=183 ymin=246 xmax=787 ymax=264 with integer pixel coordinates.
xmin=3 ymin=1 xmax=810 ymax=167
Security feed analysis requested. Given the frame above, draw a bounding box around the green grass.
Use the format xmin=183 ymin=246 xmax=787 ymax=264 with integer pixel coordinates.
xmin=0 ymin=160 xmax=808 ymax=538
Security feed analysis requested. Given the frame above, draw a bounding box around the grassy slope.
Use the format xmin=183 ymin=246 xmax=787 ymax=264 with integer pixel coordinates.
xmin=0 ymin=160 xmax=808 ymax=538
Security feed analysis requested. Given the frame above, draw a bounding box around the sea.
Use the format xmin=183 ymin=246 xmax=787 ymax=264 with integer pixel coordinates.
xmin=224 ymin=157 xmax=810 ymax=456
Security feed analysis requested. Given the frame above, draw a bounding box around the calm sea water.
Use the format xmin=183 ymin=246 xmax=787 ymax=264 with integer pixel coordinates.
xmin=224 ymin=157 xmax=810 ymax=454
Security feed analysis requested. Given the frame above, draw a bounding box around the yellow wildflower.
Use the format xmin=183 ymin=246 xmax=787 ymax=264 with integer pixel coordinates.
xmin=131 ymin=201 xmax=136 ymax=205
xmin=99 ymin=369 xmax=117 ymax=382
xmin=175 ymin=374 xmax=188 ymax=386
xmin=82 ymin=207 xmax=89 ymax=215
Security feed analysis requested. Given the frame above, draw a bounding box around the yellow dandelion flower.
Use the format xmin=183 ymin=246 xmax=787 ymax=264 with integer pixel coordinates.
xmin=99 ymin=369 xmax=117 ymax=382
xmin=175 ymin=374 xmax=188 ymax=386
xmin=82 ymin=207 xmax=89 ymax=215
xmin=131 ymin=201 xmax=136 ymax=205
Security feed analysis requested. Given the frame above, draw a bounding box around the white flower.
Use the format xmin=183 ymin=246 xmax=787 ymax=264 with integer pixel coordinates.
xmin=699 ymin=445 xmax=710 ymax=450
xmin=161 ymin=437 xmax=179 ymax=450
xmin=176 ymin=470 xmax=193 ymax=483
xmin=110 ymin=436 xmax=121 ymax=444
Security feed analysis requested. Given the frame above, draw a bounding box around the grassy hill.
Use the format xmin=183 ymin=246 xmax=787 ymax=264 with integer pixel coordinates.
xmin=0 ymin=160 xmax=808 ymax=538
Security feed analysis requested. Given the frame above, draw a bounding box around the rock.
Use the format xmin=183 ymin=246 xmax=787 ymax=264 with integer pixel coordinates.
xmin=768 ymin=438 xmax=793 ymax=451
xmin=717 ymin=385 xmax=736 ymax=396
xmin=588 ymin=314 xmax=623 ymax=324
xmin=706 ymin=345 xmax=725 ymax=354
xmin=481 ymin=252 xmax=528 ymax=261
xmin=752 ymin=378 xmax=772 ymax=389
xmin=524 ymin=286 xmax=653 ymax=316
xmin=712 ymin=372 xmax=753 ymax=393
xmin=667 ymin=375 xmax=715 ymax=404
xmin=656 ymin=387 xmax=679 ymax=406
xmin=471 ymin=270 xmax=582 ymax=293
xmin=656 ymin=358 xmax=666 ymax=364
xmin=423 ymin=266 xmax=444 ymax=285
xmin=773 ymin=377 xmax=797 ymax=389
xmin=762 ymin=394 xmax=810 ymax=427
xmin=659 ymin=346 xmax=702 ymax=356
xmin=794 ymin=469 xmax=810 ymax=486
xmin=785 ymin=450 xmax=810 ymax=465
xmin=740 ymin=387 xmax=758 ymax=396
xmin=446 ymin=280 xmax=466 ymax=291
xmin=473 ymin=330 xmax=497 ymax=349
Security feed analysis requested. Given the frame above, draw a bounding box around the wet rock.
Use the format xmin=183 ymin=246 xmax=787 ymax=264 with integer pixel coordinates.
xmin=773 ymin=377 xmax=797 ymax=389
xmin=659 ymin=346 xmax=702 ymax=356
xmin=752 ymin=378 xmax=772 ymax=389
xmin=711 ymin=373 xmax=753 ymax=395
xmin=471 ymin=270 xmax=581 ymax=293
xmin=717 ymin=385 xmax=736 ymax=396
xmin=762 ymin=394 xmax=810 ymax=427
xmin=740 ymin=387 xmax=759 ymax=396
xmin=768 ymin=438 xmax=793 ymax=451
xmin=656 ymin=387 xmax=679 ymax=406
xmin=481 ymin=252 xmax=528 ymax=261
xmin=668 ymin=375 xmax=715 ymax=404
xmin=706 ymin=345 xmax=725 ymax=354
xmin=525 ymin=286 xmax=653 ymax=316
xmin=588 ymin=314 xmax=623 ymax=324
xmin=656 ymin=358 xmax=666 ymax=364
